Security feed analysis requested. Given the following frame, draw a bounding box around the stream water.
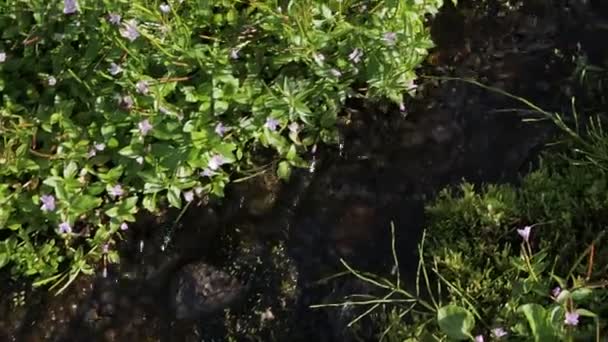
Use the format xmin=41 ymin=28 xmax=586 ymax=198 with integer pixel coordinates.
xmin=2 ymin=1 xmax=606 ymax=341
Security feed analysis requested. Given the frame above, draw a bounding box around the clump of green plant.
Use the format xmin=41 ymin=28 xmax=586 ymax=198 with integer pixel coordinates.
xmin=0 ymin=0 xmax=447 ymax=291
xmin=315 ymin=87 xmax=608 ymax=340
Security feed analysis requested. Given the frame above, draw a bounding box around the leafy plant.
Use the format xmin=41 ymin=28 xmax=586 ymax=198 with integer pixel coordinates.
xmin=0 ymin=1 xmax=446 ymax=290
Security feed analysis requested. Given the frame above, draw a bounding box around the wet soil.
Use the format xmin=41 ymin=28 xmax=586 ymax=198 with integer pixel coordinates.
xmin=2 ymin=1 xmax=608 ymax=341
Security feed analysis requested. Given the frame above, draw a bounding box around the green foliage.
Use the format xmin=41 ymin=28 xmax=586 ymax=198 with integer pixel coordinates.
xmin=0 ymin=0 xmax=445 ymax=289
xmin=321 ymin=114 xmax=608 ymax=340
xmin=437 ymin=304 xmax=475 ymax=340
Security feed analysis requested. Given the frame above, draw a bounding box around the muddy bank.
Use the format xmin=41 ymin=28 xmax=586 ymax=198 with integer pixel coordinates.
xmin=2 ymin=1 xmax=606 ymax=341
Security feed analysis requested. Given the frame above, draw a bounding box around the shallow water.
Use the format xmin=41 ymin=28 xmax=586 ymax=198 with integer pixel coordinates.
xmin=1 ymin=2 xmax=603 ymax=341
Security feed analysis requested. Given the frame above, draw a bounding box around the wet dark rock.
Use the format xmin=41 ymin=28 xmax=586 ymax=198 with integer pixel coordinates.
xmin=169 ymin=262 xmax=248 ymax=320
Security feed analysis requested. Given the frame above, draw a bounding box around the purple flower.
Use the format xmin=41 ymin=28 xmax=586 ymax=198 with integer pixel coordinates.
xmin=491 ymin=327 xmax=508 ymax=338
xmin=215 ymin=122 xmax=229 ymax=136
xmin=348 ymin=48 xmax=363 ymax=63
xmin=108 ymin=13 xmax=122 ymax=25
xmin=564 ymin=311 xmax=579 ymax=326
xmin=87 ymin=148 xmax=97 ymax=158
xmin=183 ymin=190 xmax=194 ymax=202
xmin=208 ymin=154 xmax=225 ymax=171
xmin=159 ymin=3 xmax=171 ymax=13
xmin=108 ymin=184 xmax=124 ymax=197
xmin=120 ymin=95 xmax=134 ymax=109
xmin=474 ymin=335 xmax=484 ymax=342
xmin=136 ymin=80 xmax=149 ymax=94
xmin=40 ymin=194 xmax=56 ymax=212
xmin=0 ymin=52 xmax=6 ymax=63
xmin=108 ymin=62 xmax=122 ymax=76
xmin=138 ymin=119 xmax=153 ymax=136
xmin=63 ymin=0 xmax=78 ymax=14
xmin=230 ymin=48 xmax=240 ymax=59
xmin=58 ymin=222 xmax=72 ymax=234
xmin=552 ymin=286 xmax=562 ymax=298
xmin=383 ymin=32 xmax=397 ymax=46
xmin=399 ymin=102 xmax=406 ymax=113
xmin=313 ymin=53 xmax=325 ymax=65
xmin=120 ymin=222 xmax=129 ymax=231
xmin=329 ymin=68 xmax=342 ymax=78
xmin=265 ymin=117 xmax=280 ymax=131
xmin=48 ymin=76 xmax=57 ymax=86
xmin=102 ymin=244 xmax=109 ymax=254
xmin=517 ymin=225 xmax=532 ymax=243
xmin=120 ymin=20 xmax=140 ymax=42
xmin=288 ymin=122 xmax=300 ymax=133
xmin=200 ymin=168 xmax=215 ymax=177
xmin=94 ymin=142 xmax=106 ymax=151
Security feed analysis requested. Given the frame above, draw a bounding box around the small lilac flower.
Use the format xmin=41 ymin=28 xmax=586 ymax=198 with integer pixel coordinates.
xmin=102 ymin=244 xmax=109 ymax=254
xmin=108 ymin=13 xmax=122 ymax=25
xmin=120 ymin=20 xmax=140 ymax=42
xmin=108 ymin=62 xmax=122 ymax=76
xmin=0 ymin=52 xmax=6 ymax=63
xmin=329 ymin=68 xmax=342 ymax=78
xmin=564 ymin=311 xmax=579 ymax=326
xmin=136 ymin=80 xmax=149 ymax=94
xmin=383 ymin=32 xmax=397 ymax=46
xmin=265 ymin=117 xmax=280 ymax=131
xmin=183 ymin=190 xmax=194 ymax=202
xmin=136 ymin=156 xmax=144 ymax=164
xmin=399 ymin=102 xmax=406 ymax=113
xmin=288 ymin=122 xmax=300 ymax=133
xmin=200 ymin=168 xmax=214 ymax=177
xmin=94 ymin=142 xmax=106 ymax=151
xmin=48 ymin=76 xmax=57 ymax=86
xmin=159 ymin=3 xmax=171 ymax=13
xmin=230 ymin=48 xmax=240 ymax=59
xmin=491 ymin=327 xmax=508 ymax=338
xmin=120 ymin=222 xmax=129 ymax=231
xmin=120 ymin=95 xmax=134 ymax=109
xmin=208 ymin=154 xmax=225 ymax=171
xmin=63 ymin=0 xmax=78 ymax=14
xmin=108 ymin=184 xmax=124 ymax=197
xmin=552 ymin=286 xmax=562 ymax=298
xmin=348 ymin=48 xmax=363 ymax=63
xmin=138 ymin=119 xmax=153 ymax=136
xmin=58 ymin=222 xmax=72 ymax=234
xmin=474 ymin=335 xmax=484 ymax=342
xmin=40 ymin=194 xmax=56 ymax=212
xmin=517 ymin=225 xmax=532 ymax=243
xmin=215 ymin=122 xmax=228 ymax=136
xmin=313 ymin=53 xmax=325 ymax=65
xmin=87 ymin=148 xmax=97 ymax=158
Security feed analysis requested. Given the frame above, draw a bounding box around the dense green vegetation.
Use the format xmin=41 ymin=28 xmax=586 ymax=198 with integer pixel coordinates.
xmin=0 ymin=0 xmax=446 ymax=290
xmin=330 ymin=101 xmax=608 ymax=341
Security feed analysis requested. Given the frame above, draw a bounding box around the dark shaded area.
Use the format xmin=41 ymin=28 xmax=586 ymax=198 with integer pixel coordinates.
xmin=2 ymin=1 xmax=608 ymax=341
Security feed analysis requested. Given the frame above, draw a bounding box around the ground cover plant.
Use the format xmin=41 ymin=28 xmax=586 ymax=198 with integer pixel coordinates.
xmin=320 ymin=89 xmax=608 ymax=340
xmin=0 ymin=1 xmax=448 ymax=291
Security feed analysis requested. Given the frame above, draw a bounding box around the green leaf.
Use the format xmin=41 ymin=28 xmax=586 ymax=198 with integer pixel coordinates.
xmin=70 ymin=195 xmax=102 ymax=213
xmin=277 ymin=161 xmax=292 ymax=180
xmin=436 ymin=305 xmax=474 ymax=340
xmin=63 ymin=161 xmax=79 ymax=179
xmin=576 ymin=308 xmax=597 ymax=318
xmin=143 ymin=194 xmax=157 ymax=212
xmin=167 ymin=186 xmax=182 ymax=208
xmin=571 ymin=288 xmax=593 ymax=302
xmin=518 ymin=304 xmax=557 ymax=342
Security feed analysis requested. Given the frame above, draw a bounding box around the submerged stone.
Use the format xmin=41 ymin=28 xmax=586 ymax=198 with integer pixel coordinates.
xmin=169 ymin=262 xmax=248 ymax=320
